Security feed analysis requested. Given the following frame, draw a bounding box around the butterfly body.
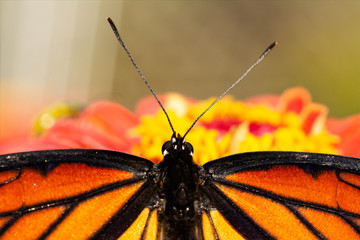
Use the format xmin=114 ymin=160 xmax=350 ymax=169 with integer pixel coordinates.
xmin=157 ymin=134 xmax=201 ymax=239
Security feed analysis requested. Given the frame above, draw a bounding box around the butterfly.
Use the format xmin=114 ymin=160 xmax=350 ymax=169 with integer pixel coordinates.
xmin=1 ymin=18 xmax=360 ymax=240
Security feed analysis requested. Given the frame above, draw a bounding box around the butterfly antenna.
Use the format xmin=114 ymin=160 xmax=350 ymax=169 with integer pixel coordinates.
xmin=107 ymin=18 xmax=176 ymax=135
xmin=183 ymin=42 xmax=277 ymax=139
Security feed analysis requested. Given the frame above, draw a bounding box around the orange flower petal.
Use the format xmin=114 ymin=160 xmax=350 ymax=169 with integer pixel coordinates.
xmin=278 ymin=87 xmax=311 ymax=114
xmin=338 ymin=131 xmax=360 ymax=158
xmin=327 ymin=115 xmax=360 ymax=157
xmin=244 ymin=94 xmax=279 ymax=108
xmin=327 ymin=115 xmax=360 ymax=137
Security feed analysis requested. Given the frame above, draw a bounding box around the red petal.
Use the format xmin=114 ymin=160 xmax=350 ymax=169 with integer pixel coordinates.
xmin=327 ymin=115 xmax=360 ymax=136
xmin=41 ymin=101 xmax=139 ymax=152
xmin=278 ymin=87 xmax=311 ymax=114
xmin=1 ymin=101 xmax=138 ymax=154
xmin=301 ymin=103 xmax=328 ymax=135
xmin=81 ymin=101 xmax=138 ymax=136
xmin=42 ymin=119 xmax=130 ymax=152
xmin=327 ymin=115 xmax=360 ymax=157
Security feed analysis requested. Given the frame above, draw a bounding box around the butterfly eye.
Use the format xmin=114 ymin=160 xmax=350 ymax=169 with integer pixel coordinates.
xmin=162 ymin=141 xmax=172 ymax=156
xmin=185 ymin=142 xmax=194 ymax=155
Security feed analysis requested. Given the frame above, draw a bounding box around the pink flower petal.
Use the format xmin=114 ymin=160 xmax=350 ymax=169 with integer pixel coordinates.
xmin=0 ymin=138 xmax=67 ymax=154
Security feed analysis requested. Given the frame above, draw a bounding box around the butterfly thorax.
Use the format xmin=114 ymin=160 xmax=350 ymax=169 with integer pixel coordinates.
xmin=158 ymin=134 xmax=201 ymax=239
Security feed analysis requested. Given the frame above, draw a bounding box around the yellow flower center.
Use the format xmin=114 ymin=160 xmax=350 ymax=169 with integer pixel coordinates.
xmin=131 ymin=96 xmax=339 ymax=165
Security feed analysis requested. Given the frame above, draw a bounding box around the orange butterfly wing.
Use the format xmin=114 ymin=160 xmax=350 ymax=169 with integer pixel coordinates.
xmin=0 ymin=150 xmax=156 ymax=240
xmin=202 ymin=151 xmax=360 ymax=240
xmin=2 ymin=150 xmax=360 ymax=239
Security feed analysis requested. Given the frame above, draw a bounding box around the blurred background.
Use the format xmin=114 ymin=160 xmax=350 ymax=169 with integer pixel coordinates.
xmin=1 ymin=1 xmax=360 ymax=140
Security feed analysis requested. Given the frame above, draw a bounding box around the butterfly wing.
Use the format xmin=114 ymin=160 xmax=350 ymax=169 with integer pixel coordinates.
xmin=0 ymin=149 xmax=157 ymax=240
xmin=201 ymin=151 xmax=360 ymax=240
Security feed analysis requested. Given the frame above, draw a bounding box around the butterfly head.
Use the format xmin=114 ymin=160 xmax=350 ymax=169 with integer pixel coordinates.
xmin=162 ymin=133 xmax=194 ymax=157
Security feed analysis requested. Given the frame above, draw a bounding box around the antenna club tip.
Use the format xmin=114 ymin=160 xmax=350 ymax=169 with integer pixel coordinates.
xmin=269 ymin=42 xmax=277 ymax=49
xmin=107 ymin=17 xmax=114 ymax=24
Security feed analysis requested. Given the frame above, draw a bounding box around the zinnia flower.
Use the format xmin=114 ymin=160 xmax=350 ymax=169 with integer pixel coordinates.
xmin=0 ymin=87 xmax=359 ymax=164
